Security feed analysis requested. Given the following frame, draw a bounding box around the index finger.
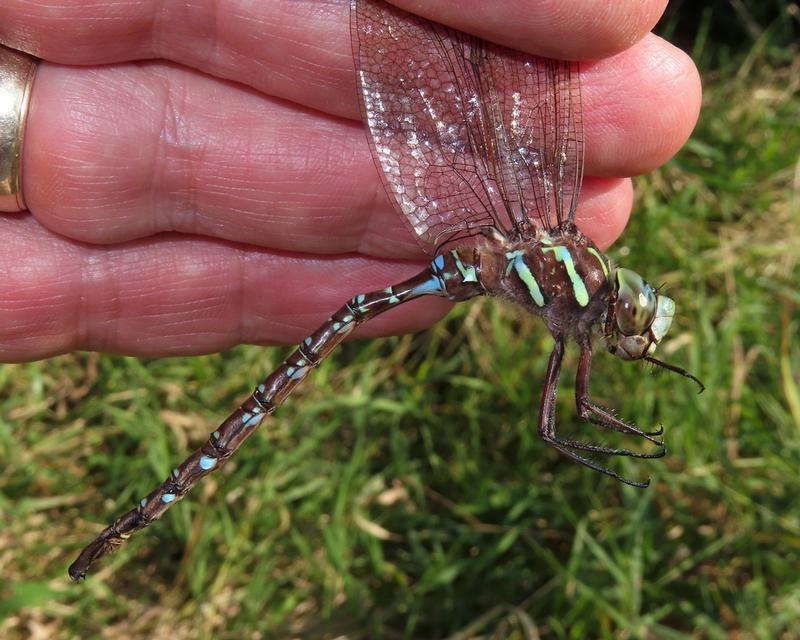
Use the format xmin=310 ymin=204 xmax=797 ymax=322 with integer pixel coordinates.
xmin=0 ymin=0 xmax=670 ymax=119
xmin=389 ymin=0 xmax=668 ymax=59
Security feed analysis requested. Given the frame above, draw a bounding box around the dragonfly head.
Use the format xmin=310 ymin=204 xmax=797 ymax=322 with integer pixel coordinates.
xmin=605 ymin=268 xmax=674 ymax=361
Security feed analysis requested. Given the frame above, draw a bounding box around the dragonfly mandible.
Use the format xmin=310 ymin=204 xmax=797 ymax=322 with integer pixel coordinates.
xmin=68 ymin=0 xmax=702 ymax=581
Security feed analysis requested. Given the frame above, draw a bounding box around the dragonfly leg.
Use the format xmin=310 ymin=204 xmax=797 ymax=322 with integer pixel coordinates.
xmin=549 ymin=437 xmax=665 ymax=460
xmin=575 ymin=346 xmax=664 ymax=444
xmin=537 ymin=339 xmax=651 ymax=488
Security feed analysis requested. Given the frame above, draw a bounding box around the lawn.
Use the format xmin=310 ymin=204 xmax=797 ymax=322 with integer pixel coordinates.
xmin=1 ymin=3 xmax=798 ymax=639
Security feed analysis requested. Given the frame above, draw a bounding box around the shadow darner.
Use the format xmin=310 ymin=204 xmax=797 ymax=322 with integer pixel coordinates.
xmin=69 ymin=0 xmax=702 ymax=581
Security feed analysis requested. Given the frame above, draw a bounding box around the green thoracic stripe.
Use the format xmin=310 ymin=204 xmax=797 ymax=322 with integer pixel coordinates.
xmin=505 ymin=250 xmax=545 ymax=307
xmin=587 ymin=247 xmax=609 ymax=278
xmin=542 ymin=245 xmax=589 ymax=307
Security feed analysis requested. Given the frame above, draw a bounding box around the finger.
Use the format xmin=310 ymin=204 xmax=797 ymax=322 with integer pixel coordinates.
xmin=577 ymin=178 xmax=633 ymax=250
xmin=2 ymin=0 xmax=669 ymax=119
xmin=390 ymin=0 xmax=669 ymax=59
xmin=583 ymin=35 xmax=702 ymax=176
xmin=0 ymin=216 xmax=450 ymax=362
xmin=23 ymin=62 xmax=418 ymax=259
xmin=0 ymin=0 xmax=357 ymax=118
xmin=0 ymin=176 xmax=629 ymax=362
xmin=23 ymin=59 xmax=659 ymax=253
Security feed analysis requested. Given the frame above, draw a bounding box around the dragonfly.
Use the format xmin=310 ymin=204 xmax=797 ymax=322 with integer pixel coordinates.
xmin=68 ymin=0 xmax=703 ymax=581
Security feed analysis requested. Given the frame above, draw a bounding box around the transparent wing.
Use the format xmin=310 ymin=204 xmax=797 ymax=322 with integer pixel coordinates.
xmin=352 ymin=0 xmax=585 ymax=254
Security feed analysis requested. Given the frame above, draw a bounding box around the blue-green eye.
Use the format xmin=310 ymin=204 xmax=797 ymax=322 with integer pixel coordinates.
xmin=614 ymin=268 xmax=656 ymax=336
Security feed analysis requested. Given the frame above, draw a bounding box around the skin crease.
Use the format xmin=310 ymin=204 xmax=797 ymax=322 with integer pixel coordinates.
xmin=0 ymin=0 xmax=702 ymax=362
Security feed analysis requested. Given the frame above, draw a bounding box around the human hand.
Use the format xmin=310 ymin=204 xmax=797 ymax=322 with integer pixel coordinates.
xmin=0 ymin=0 xmax=700 ymax=362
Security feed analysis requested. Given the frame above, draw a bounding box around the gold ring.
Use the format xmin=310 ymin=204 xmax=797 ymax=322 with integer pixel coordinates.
xmin=0 ymin=46 xmax=37 ymax=212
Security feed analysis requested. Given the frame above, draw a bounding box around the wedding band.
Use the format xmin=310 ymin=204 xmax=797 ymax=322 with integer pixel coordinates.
xmin=0 ymin=46 xmax=37 ymax=212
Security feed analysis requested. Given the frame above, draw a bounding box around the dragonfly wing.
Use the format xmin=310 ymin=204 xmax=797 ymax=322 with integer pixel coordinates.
xmin=486 ymin=55 xmax=585 ymax=229
xmin=352 ymin=0 xmax=585 ymax=251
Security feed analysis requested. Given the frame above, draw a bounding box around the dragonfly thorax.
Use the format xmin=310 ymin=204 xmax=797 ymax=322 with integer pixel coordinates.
xmin=447 ymin=227 xmax=616 ymax=340
xmin=507 ymin=233 xmax=608 ymax=305
xmin=427 ymin=230 xmax=676 ymax=362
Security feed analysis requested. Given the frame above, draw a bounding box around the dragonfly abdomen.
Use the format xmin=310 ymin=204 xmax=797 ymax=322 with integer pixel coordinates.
xmin=428 ymin=247 xmax=489 ymax=302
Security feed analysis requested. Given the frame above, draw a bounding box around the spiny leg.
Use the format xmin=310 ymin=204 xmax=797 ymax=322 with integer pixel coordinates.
xmin=576 ymin=346 xmax=664 ymax=444
xmin=552 ymin=437 xmax=666 ymax=459
xmin=68 ymin=266 xmax=453 ymax=581
xmin=537 ymin=339 xmax=651 ymax=488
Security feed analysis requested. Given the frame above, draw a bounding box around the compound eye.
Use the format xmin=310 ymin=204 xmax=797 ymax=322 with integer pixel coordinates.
xmin=614 ymin=268 xmax=656 ymax=336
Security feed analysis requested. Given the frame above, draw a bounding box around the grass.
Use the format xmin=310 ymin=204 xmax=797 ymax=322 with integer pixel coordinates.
xmin=2 ymin=17 xmax=799 ymax=640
